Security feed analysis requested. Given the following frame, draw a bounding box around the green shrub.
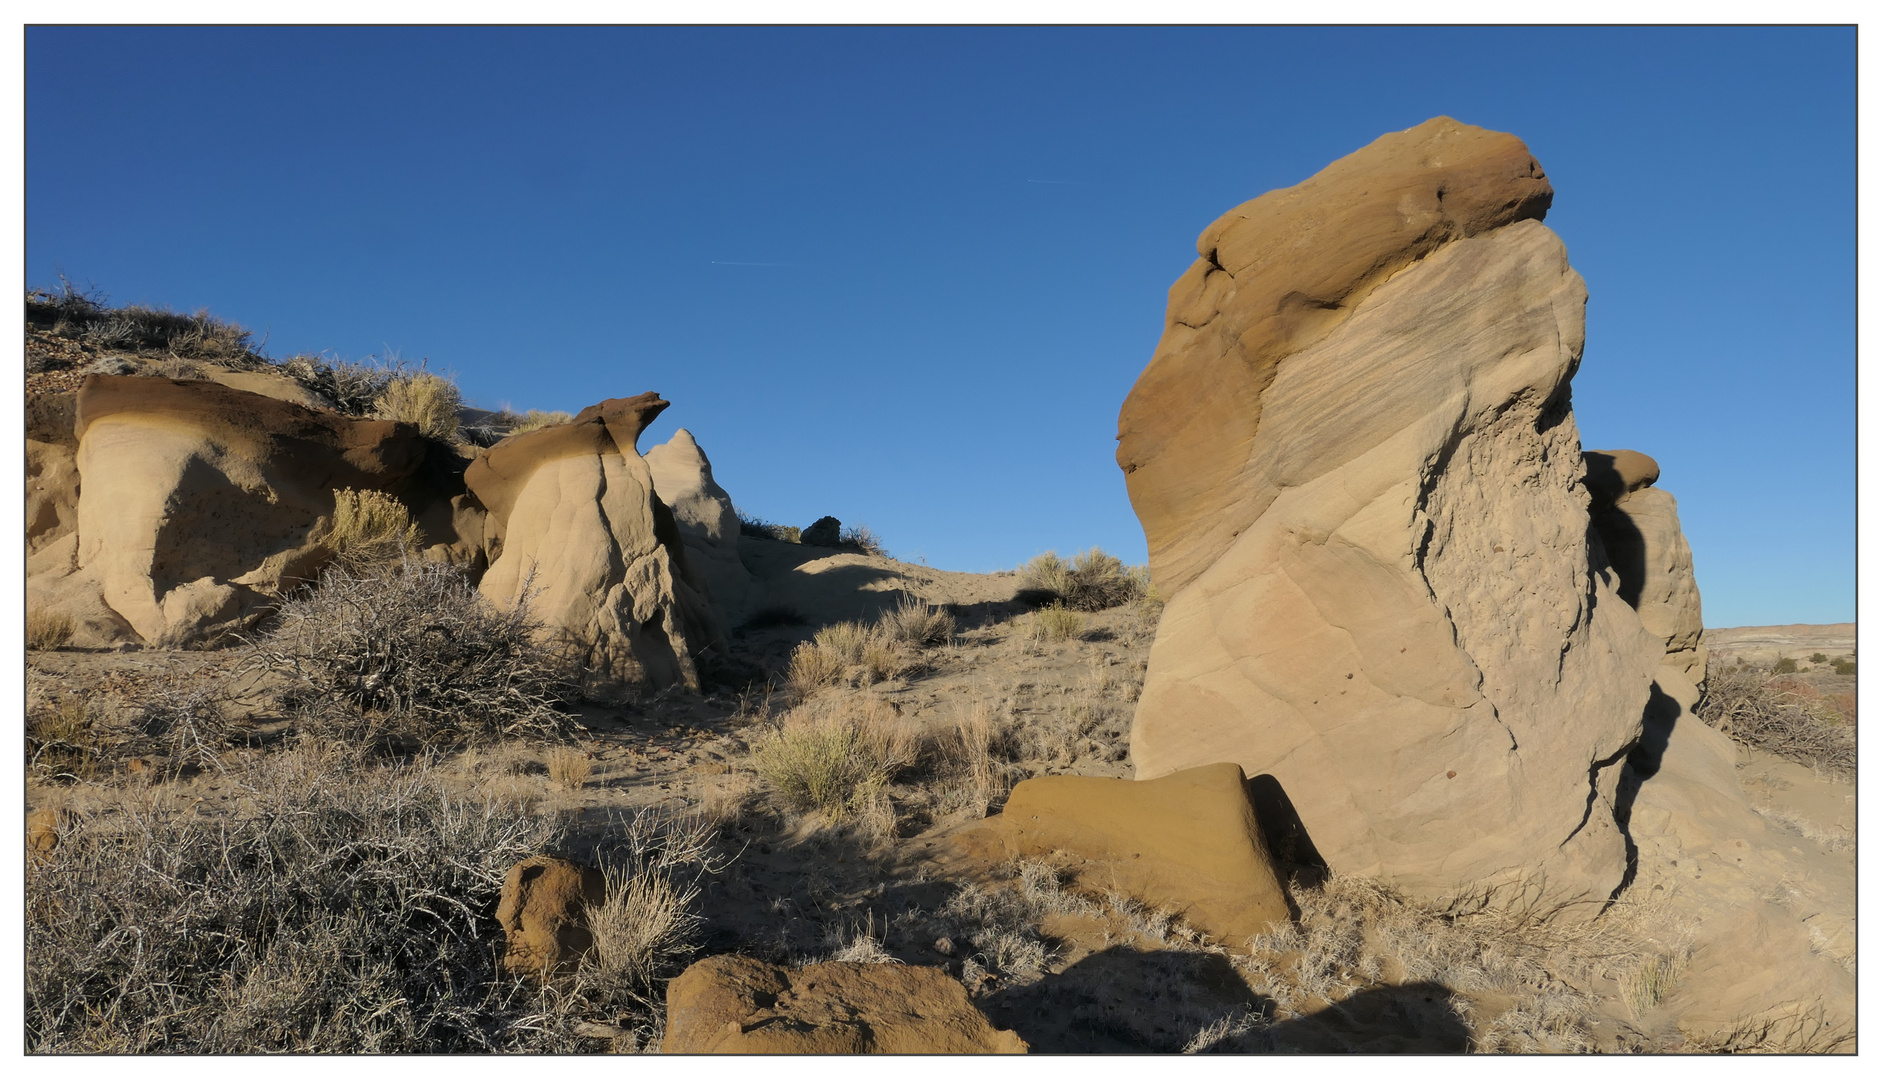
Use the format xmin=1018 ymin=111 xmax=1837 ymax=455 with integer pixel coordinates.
xmin=1833 ymin=659 xmax=1856 ymax=676
xmin=1773 ymin=657 xmax=1798 ymax=675
xmin=1809 ymin=653 xmax=1829 ymax=664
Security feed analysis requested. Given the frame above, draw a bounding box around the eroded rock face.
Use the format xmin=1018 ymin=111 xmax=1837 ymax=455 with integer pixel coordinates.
xmin=1121 ymin=119 xmax=1662 ymax=910
xmin=32 ymin=375 xmax=430 ymax=647
xmin=495 ymin=855 xmax=606 ymax=981
xmin=663 ymin=955 xmax=1027 ymax=1053
xmin=995 ymin=763 xmax=1290 ymax=948
xmin=644 ymin=428 xmax=755 ymax=627
xmin=1586 ymin=451 xmax=1706 ymax=687
xmin=465 ymin=393 xmax=715 ymax=696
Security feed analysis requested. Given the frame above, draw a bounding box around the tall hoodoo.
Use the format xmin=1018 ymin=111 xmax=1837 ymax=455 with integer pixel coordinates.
xmin=1120 ymin=118 xmax=1662 ymax=908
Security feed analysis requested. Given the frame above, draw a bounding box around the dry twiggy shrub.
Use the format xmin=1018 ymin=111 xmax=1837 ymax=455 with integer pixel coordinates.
xmin=26 ymin=696 xmax=103 ymax=783
xmin=373 ymin=371 xmax=462 ymax=441
xmin=243 ymin=560 xmax=573 ymax=745
xmin=25 ymin=608 xmax=74 ymax=650
xmin=26 ymin=747 xmax=570 ymax=1052
xmin=1697 ymin=660 xmax=1855 ymax=774
xmin=278 ymin=354 xmax=398 ymax=415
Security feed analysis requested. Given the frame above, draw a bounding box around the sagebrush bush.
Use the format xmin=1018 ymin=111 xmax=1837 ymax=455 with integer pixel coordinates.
xmin=243 ymin=560 xmax=572 ymax=745
xmin=1019 ymin=548 xmax=1150 ymax=612
xmin=735 ymin=507 xmax=801 ymax=543
xmin=1697 ymin=660 xmax=1855 ymax=774
xmin=28 ymin=281 xmax=256 ymax=360
xmin=26 ymin=747 xmax=566 ymax=1052
xmin=1772 ymin=657 xmax=1798 ymax=674
xmin=841 ymin=523 xmax=889 ymax=557
xmin=879 ymin=595 xmax=956 ymax=648
xmin=26 ymin=608 xmax=74 ymax=650
xmin=748 ymin=698 xmax=916 ymax=823
xmin=327 ymin=487 xmax=421 ymax=570
xmin=374 ymin=371 xmax=463 ymax=441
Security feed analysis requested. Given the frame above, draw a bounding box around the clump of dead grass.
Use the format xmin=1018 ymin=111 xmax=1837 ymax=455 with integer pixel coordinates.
xmin=327 ymin=487 xmax=421 ymax=571
xmin=373 ymin=370 xmax=462 ymax=441
xmin=508 ymin=409 xmax=574 ymax=435
xmin=26 ymin=695 xmax=105 ymax=783
xmin=785 ymin=601 xmax=955 ymax=698
xmin=1025 ymin=602 xmax=1086 ymax=643
xmin=547 ymin=746 xmax=593 ymax=791
xmin=878 ymin=594 xmax=956 ymax=647
xmin=26 ymin=608 xmax=75 ymax=650
xmin=747 ymin=695 xmax=916 ymax=833
xmin=28 ymin=280 xmax=257 ymax=360
xmin=1018 ymin=548 xmax=1150 ymax=612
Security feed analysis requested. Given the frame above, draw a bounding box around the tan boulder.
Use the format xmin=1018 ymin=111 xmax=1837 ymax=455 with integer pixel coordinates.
xmin=644 ymin=428 xmax=756 ymax=626
xmin=30 ymin=376 xmax=431 ymax=647
xmin=466 ymin=393 xmax=715 ymax=695
xmin=1122 ymin=121 xmax=1663 ymax=910
xmin=662 ymin=954 xmax=1027 ymax=1053
xmin=1588 ymin=464 xmax=1706 ymax=687
xmin=495 ymin=855 xmax=606 ymax=981
xmin=994 ymin=763 xmax=1290 ymax=948
xmin=202 ymin=368 xmax=334 ymax=410
xmin=27 ymin=807 xmax=74 ymax=858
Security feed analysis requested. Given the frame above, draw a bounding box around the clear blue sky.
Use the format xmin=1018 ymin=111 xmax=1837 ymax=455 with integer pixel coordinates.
xmin=25 ymin=26 xmax=1854 ymax=627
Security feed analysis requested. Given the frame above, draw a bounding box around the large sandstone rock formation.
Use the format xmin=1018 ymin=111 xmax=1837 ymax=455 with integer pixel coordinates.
xmin=28 ymin=375 xmax=432 ymax=647
xmin=1119 ymin=118 xmax=1663 ymax=910
xmin=663 ymin=954 xmax=1027 ymax=1053
xmin=465 ymin=393 xmax=718 ymax=696
xmin=992 ymin=764 xmax=1290 ymax=948
xmin=644 ymin=428 xmax=756 ymax=625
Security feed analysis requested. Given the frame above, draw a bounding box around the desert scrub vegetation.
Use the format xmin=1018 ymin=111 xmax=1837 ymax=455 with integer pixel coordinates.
xmin=747 ymin=695 xmax=917 ymax=835
xmin=25 ymin=607 xmax=75 ymax=650
xmin=373 ymin=369 xmax=463 ymax=441
xmin=1018 ymin=548 xmax=1151 ymax=612
xmin=840 ymin=522 xmax=889 ymax=557
xmin=507 ymin=408 xmax=574 ymax=435
xmin=243 ymin=559 xmax=573 ymax=746
xmin=1024 ymin=602 xmax=1087 ymax=643
xmin=784 ymin=597 xmax=955 ymax=697
xmin=326 ymin=487 xmax=422 ymax=570
xmin=26 ymin=695 xmax=105 ymax=784
xmin=735 ymin=507 xmax=801 ymax=543
xmin=26 ymin=746 xmax=567 ymax=1052
xmin=1697 ymin=659 xmax=1856 ymax=775
xmin=27 ymin=279 xmax=257 ymax=360
xmin=277 ymin=353 xmax=400 ymax=415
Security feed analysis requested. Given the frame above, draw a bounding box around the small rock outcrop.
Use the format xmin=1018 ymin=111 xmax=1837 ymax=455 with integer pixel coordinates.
xmin=495 ymin=855 xmax=605 ymax=981
xmin=1119 ymin=118 xmax=1662 ymax=910
xmin=645 ymin=428 xmax=756 ymax=625
xmin=465 ymin=393 xmax=718 ymax=696
xmin=663 ymin=955 xmax=1027 ymax=1053
xmin=800 ymin=515 xmax=842 ymax=548
xmin=994 ymin=763 xmax=1290 ymax=947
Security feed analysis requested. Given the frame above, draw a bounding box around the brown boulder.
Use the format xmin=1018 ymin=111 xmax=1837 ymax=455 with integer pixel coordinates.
xmin=495 ymin=855 xmax=606 ymax=981
xmin=663 ymin=954 xmax=1027 ymax=1053
xmin=1582 ymin=448 xmax=1661 ymax=509
xmin=466 ymin=392 xmax=715 ymax=695
xmin=995 ymin=763 xmax=1289 ymax=948
xmin=1117 ymin=116 xmax=1554 ymax=595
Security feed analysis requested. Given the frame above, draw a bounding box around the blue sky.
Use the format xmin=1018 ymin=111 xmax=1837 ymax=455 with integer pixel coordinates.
xmin=25 ymin=26 xmax=1854 ymax=626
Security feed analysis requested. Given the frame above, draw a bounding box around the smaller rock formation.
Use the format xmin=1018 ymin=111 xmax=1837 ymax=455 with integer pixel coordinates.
xmin=1585 ymin=450 xmax=1705 ymax=687
xmin=645 ymin=428 xmax=756 ymax=626
xmin=495 ymin=855 xmax=605 ymax=981
xmin=993 ymin=763 xmax=1290 ymax=948
xmin=663 ymin=955 xmax=1027 ymax=1053
xmin=800 ymin=515 xmax=842 ymax=548
xmin=466 ymin=393 xmax=718 ymax=696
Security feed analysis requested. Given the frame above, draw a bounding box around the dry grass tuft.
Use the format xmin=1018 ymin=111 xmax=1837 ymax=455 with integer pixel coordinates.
xmin=1019 ymin=548 xmax=1150 ymax=612
xmin=747 ymin=696 xmax=916 ymax=826
xmin=547 ymin=747 xmax=593 ymax=791
xmin=878 ymin=595 xmax=956 ymax=648
xmin=373 ymin=371 xmax=462 ymax=441
xmin=1025 ymin=603 xmax=1086 ymax=642
xmin=508 ymin=409 xmax=574 ymax=435
xmin=327 ymin=487 xmax=421 ymax=570
xmin=937 ymin=701 xmax=1012 ymax=817
xmin=26 ymin=696 xmax=104 ymax=783
xmin=785 ymin=640 xmax=849 ymax=698
xmin=26 ymin=608 xmax=75 ymax=650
